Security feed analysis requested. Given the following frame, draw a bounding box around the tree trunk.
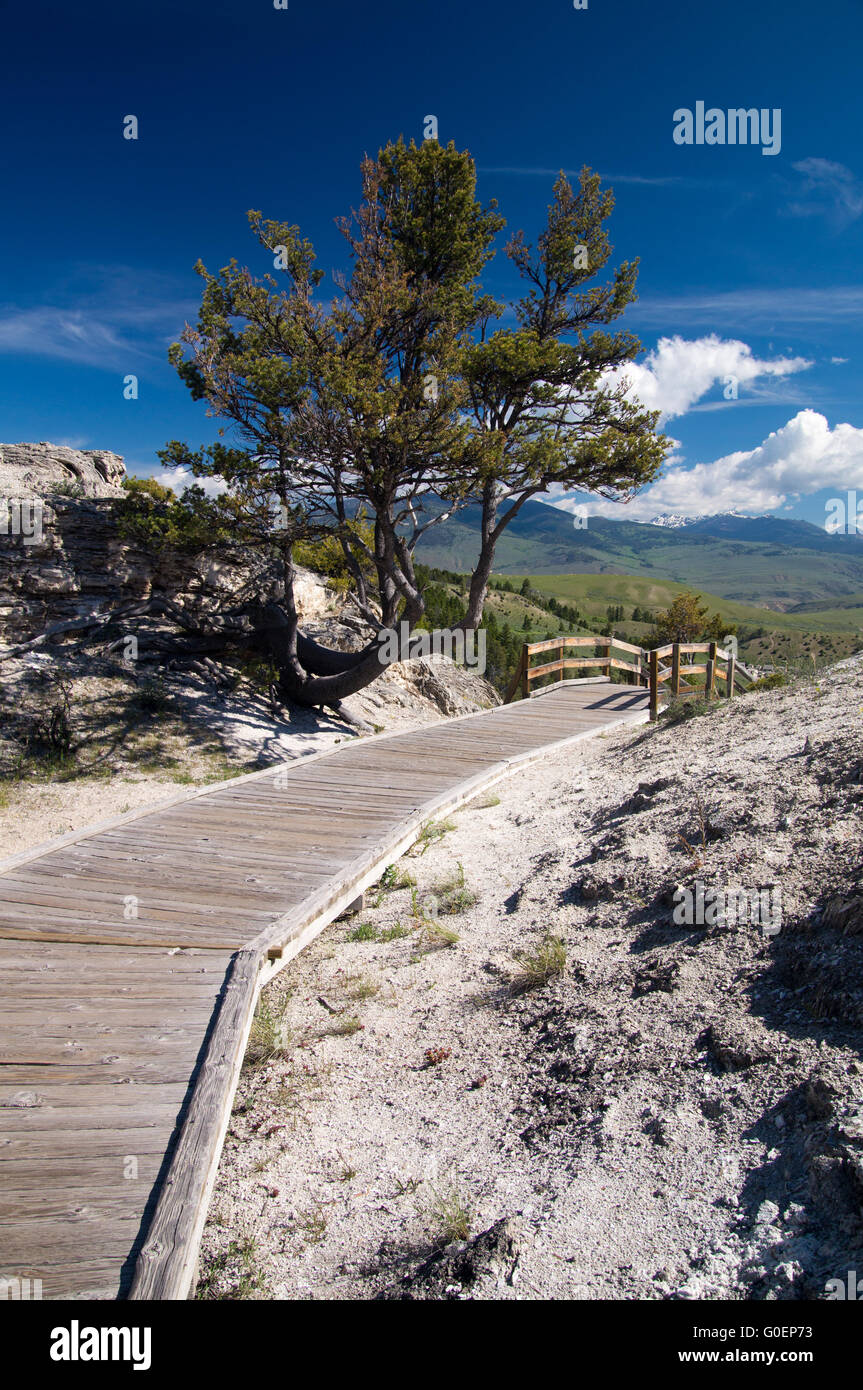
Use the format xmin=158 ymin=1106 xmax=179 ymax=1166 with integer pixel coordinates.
xmin=461 ymin=478 xmax=498 ymax=630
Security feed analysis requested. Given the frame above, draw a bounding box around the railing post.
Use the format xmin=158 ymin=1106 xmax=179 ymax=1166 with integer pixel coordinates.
xmin=520 ymin=643 xmax=529 ymax=701
xmin=671 ymin=643 xmax=681 ymax=696
xmin=649 ymin=648 xmax=659 ymax=722
xmin=726 ymin=650 xmax=736 ymax=699
xmin=703 ymin=642 xmax=717 ymax=706
xmin=706 ymin=641 xmax=717 ymax=701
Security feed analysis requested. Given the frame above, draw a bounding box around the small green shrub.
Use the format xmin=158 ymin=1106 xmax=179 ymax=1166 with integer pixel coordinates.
xmin=412 ymin=817 xmax=456 ymax=855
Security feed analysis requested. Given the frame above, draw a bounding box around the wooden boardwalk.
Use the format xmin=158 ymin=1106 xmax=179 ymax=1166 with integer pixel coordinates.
xmin=0 ymin=680 xmax=649 ymax=1300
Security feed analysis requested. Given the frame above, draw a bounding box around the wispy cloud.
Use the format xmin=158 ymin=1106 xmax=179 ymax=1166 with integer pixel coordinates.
xmin=629 ymin=286 xmax=863 ymax=330
xmin=477 ymin=165 xmax=683 ymax=187
xmin=0 ymin=307 xmax=136 ymax=368
xmin=787 ymin=158 xmax=863 ymax=229
xmin=0 ymin=266 xmax=198 ymax=371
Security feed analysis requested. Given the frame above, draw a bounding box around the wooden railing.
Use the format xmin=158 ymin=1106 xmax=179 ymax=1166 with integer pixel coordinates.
xmin=503 ymin=632 xmax=752 ymax=720
xmin=647 ymin=640 xmax=751 ymax=719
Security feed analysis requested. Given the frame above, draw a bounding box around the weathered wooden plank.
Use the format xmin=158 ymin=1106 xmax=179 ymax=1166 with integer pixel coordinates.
xmin=0 ymin=1126 xmax=177 ymax=1160
xmin=0 ymin=1259 xmax=125 ymax=1301
xmin=0 ymin=1153 xmax=165 ymax=1190
xmin=608 ymin=636 xmax=645 ymax=656
xmin=0 ymin=917 xmax=246 ymax=950
xmin=0 ymin=889 xmax=267 ymax=927
xmin=0 ymin=1106 xmax=183 ymax=1138
xmin=0 ymin=1060 xmax=201 ymax=1086
xmin=0 ymin=1189 xmax=162 ymax=1224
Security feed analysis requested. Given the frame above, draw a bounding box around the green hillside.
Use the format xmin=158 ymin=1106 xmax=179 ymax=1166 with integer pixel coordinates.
xmin=519 ymin=573 xmax=863 ymax=669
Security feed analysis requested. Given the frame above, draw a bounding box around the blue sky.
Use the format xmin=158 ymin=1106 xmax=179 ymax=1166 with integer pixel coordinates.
xmin=2 ymin=0 xmax=863 ymax=524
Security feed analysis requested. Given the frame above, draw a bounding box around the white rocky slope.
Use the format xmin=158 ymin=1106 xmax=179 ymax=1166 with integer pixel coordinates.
xmin=198 ymin=657 xmax=863 ymax=1301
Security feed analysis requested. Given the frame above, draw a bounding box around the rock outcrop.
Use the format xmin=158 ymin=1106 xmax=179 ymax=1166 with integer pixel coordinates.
xmin=0 ymin=443 xmax=499 ymax=733
xmin=0 ymin=442 xmax=126 ymax=500
xmin=0 ymin=443 xmax=340 ymax=643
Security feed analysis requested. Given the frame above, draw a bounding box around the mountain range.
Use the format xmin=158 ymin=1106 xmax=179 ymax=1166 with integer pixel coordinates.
xmin=416 ymin=502 xmax=863 ymax=612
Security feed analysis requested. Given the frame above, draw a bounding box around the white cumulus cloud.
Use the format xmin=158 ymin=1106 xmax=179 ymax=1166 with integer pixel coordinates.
xmin=564 ymin=410 xmax=863 ymax=521
xmin=143 ymin=466 xmax=228 ymax=499
xmin=605 ymin=334 xmax=811 ymax=423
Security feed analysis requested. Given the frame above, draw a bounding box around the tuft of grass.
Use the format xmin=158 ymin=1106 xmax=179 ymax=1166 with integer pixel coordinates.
xmin=431 ymin=861 xmax=478 ymax=915
xmin=410 ymin=885 xmax=428 ymax=920
xmin=413 ymin=920 xmax=460 ymax=955
xmin=346 ymin=921 xmax=379 ymax=942
xmin=367 ymin=861 xmax=416 ymax=907
xmin=380 ymin=922 xmax=412 ymax=941
xmin=412 ymin=817 xmax=456 ymax=855
xmin=344 ymin=973 xmax=380 ymax=1002
xmin=323 ymin=1015 xmax=363 ymax=1037
xmin=511 ymin=933 xmax=567 ymax=992
xmin=336 ymin=1153 xmax=357 ymax=1182
xmin=676 ymin=791 xmax=711 ymax=865
xmin=295 ymin=1205 xmax=328 ymax=1245
xmin=465 ymin=791 xmax=501 ymax=810
xmin=245 ymin=996 xmax=291 ymax=1068
xmin=369 ymin=864 xmax=397 ymax=906
xmin=196 ymin=1237 xmax=266 ymax=1300
xmin=423 ymin=1183 xmax=472 ymax=1245
xmin=391 ymin=866 xmax=417 ymax=890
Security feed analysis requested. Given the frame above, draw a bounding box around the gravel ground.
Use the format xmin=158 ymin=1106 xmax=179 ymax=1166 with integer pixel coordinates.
xmin=198 ymin=658 xmax=863 ymax=1301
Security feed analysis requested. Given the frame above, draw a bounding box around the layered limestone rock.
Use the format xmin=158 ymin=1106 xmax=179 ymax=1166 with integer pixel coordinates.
xmin=0 ymin=443 xmax=499 ymax=725
xmin=0 ymin=443 xmax=337 ymax=643
xmin=0 ymin=442 xmax=126 ymax=499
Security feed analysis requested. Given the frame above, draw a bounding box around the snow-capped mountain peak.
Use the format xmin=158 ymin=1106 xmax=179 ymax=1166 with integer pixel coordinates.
xmin=648 ymin=512 xmax=701 ymax=528
xmin=648 ymin=509 xmax=747 ymax=529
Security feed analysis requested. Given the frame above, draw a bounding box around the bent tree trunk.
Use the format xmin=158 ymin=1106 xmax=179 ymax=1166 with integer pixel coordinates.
xmin=257 ymin=602 xmax=395 ymax=708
